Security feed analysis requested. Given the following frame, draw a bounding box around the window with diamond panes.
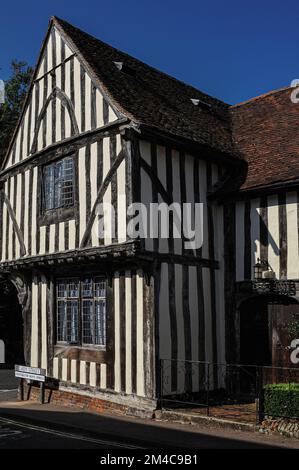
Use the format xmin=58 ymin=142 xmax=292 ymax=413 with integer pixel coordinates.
xmin=56 ymin=277 xmax=106 ymax=347
xmin=56 ymin=278 xmax=79 ymax=344
xmin=82 ymin=277 xmax=106 ymax=346
xmin=43 ymin=156 xmax=74 ymax=210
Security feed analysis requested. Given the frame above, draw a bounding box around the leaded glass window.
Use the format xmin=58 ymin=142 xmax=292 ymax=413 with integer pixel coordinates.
xmin=43 ymin=156 xmax=74 ymax=210
xmin=82 ymin=277 xmax=106 ymax=346
xmin=56 ymin=278 xmax=79 ymax=344
xmin=56 ymin=277 xmax=106 ymax=347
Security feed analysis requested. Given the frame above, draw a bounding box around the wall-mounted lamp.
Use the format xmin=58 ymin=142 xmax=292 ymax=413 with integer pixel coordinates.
xmin=253 ymin=258 xmax=274 ymax=280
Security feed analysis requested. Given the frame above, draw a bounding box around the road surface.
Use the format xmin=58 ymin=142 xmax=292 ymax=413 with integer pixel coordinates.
xmin=0 ymin=369 xmax=18 ymax=402
xmin=0 ymin=416 xmax=141 ymax=449
xmin=0 ymin=369 xmax=298 ymax=449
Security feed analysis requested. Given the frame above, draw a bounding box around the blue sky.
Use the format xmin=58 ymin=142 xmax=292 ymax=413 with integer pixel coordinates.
xmin=1 ymin=0 xmax=299 ymax=104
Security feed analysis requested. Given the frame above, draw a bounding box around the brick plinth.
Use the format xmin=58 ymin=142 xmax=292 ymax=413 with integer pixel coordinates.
xmin=19 ymin=382 xmax=156 ymax=418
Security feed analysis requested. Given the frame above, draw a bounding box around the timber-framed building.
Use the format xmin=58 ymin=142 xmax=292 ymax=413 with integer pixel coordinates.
xmin=0 ymin=17 xmax=298 ymax=411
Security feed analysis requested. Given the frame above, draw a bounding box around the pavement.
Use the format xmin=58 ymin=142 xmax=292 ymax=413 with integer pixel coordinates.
xmin=0 ymin=400 xmax=298 ymax=449
xmin=0 ymin=369 xmax=298 ymax=449
xmin=0 ymin=369 xmax=18 ymax=402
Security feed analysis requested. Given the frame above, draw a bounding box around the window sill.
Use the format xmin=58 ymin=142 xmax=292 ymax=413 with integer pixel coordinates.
xmin=54 ymin=344 xmax=107 ymax=363
xmin=38 ymin=206 xmax=76 ymax=226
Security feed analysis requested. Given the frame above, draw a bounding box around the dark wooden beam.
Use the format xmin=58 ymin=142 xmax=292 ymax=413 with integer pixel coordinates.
xmin=0 ymin=118 xmax=129 ymax=181
xmin=140 ymin=157 xmax=172 ymax=205
xmin=2 ymin=191 xmax=26 ymax=257
xmin=31 ymin=87 xmax=80 ymax=154
xmin=80 ymin=146 xmax=126 ymax=248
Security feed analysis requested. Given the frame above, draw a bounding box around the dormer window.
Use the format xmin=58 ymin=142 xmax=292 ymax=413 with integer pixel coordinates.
xmin=43 ymin=156 xmax=74 ymax=211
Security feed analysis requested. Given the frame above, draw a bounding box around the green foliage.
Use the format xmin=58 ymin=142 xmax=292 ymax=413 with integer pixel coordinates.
xmin=0 ymin=60 xmax=33 ymax=163
xmin=264 ymin=383 xmax=299 ymax=418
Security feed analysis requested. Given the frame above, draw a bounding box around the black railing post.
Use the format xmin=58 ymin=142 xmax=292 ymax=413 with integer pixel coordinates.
xmin=206 ymin=363 xmax=210 ymax=416
xmin=40 ymin=382 xmax=45 ymax=405
xmin=19 ymin=378 xmax=24 ymax=401
xmin=256 ymin=366 xmax=264 ymax=425
xmin=159 ymin=359 xmax=164 ymax=410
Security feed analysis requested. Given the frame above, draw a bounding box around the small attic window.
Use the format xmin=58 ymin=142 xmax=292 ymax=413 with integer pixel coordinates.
xmin=113 ymin=61 xmax=123 ymax=71
xmin=113 ymin=61 xmax=136 ymax=77
xmin=190 ymin=98 xmax=212 ymax=110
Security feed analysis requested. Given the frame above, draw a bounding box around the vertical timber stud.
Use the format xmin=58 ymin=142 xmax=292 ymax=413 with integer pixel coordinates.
xmin=260 ymin=196 xmax=268 ymax=263
xmin=244 ymin=201 xmax=251 ymax=280
xmin=119 ymin=273 xmax=126 ymax=392
xmin=131 ymin=271 xmax=137 ymax=395
xmin=143 ymin=271 xmax=155 ymax=399
xmin=47 ymin=276 xmax=55 ymax=376
xmin=127 ymin=130 xmax=142 ymax=247
xmin=37 ymin=275 xmax=42 ymax=369
xmin=224 ymin=202 xmax=237 ymax=364
xmin=123 ymin=136 xmax=132 ymax=240
xmin=278 ymin=192 xmax=287 ymax=279
xmin=106 ymin=274 xmax=115 ymax=390
xmin=154 ymin=266 xmax=161 ymax=403
xmin=206 ymin=164 xmax=218 ymax=388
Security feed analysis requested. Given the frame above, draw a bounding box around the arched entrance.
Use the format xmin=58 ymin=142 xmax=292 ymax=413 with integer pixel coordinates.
xmin=0 ymin=279 xmax=24 ymax=368
xmin=239 ymin=294 xmax=299 ymax=368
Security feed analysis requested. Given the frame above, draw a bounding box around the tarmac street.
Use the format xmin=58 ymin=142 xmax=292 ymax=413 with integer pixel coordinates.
xmin=0 ymin=401 xmax=298 ymax=449
xmin=0 ymin=369 xmax=18 ymax=402
xmin=0 ymin=370 xmax=298 ymax=449
xmin=0 ymin=416 xmax=133 ymax=449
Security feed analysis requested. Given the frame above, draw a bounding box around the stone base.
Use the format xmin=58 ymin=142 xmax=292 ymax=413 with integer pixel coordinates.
xmin=19 ymin=380 xmax=157 ymax=419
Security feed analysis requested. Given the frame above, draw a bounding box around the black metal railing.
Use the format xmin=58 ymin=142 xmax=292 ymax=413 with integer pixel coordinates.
xmin=159 ymin=359 xmax=299 ymax=424
xmin=235 ymin=280 xmax=298 ymax=297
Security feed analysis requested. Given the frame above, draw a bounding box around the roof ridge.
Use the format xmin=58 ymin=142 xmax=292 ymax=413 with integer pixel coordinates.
xmin=231 ymin=86 xmax=291 ymax=108
xmin=3 ymin=16 xmax=236 ymax=168
xmin=53 ymin=16 xmax=229 ymax=109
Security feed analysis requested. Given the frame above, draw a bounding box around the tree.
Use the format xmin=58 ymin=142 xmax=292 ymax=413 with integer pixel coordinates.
xmin=0 ymin=61 xmax=33 ymax=163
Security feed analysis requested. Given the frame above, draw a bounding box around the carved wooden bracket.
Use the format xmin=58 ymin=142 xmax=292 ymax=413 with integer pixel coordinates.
xmin=8 ymin=273 xmax=31 ymax=313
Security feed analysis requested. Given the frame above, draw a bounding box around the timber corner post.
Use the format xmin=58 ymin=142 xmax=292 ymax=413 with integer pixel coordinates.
xmin=256 ymin=365 xmax=265 ymax=425
xmin=8 ymin=272 xmax=32 ymax=366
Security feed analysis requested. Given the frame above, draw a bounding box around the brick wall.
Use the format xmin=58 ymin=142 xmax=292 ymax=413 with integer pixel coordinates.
xmin=20 ymin=382 xmax=155 ymax=418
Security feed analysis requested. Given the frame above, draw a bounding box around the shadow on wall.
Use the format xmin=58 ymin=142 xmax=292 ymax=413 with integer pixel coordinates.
xmin=251 ymin=200 xmax=282 ymax=278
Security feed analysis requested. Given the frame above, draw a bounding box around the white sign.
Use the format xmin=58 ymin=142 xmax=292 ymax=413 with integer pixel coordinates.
xmin=15 ymin=365 xmax=46 ymax=382
xmin=15 ymin=371 xmax=45 ymax=382
xmin=15 ymin=365 xmax=46 ymax=376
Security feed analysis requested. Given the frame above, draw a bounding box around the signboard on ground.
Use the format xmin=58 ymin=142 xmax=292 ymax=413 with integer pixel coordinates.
xmin=15 ymin=365 xmax=46 ymax=382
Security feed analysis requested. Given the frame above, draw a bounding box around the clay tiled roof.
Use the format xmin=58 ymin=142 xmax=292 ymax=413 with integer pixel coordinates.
xmin=54 ymin=17 xmax=235 ymax=157
xmin=17 ymin=17 xmax=297 ymax=192
xmin=53 ymin=18 xmax=299 ymax=190
xmin=231 ymin=87 xmax=299 ymax=190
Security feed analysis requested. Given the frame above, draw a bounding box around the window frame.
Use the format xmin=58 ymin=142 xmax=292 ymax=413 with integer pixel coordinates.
xmin=55 ymin=276 xmax=107 ymax=350
xmin=56 ymin=277 xmax=80 ymax=345
xmin=43 ymin=156 xmax=75 ymax=211
xmin=37 ymin=151 xmax=79 ymax=227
